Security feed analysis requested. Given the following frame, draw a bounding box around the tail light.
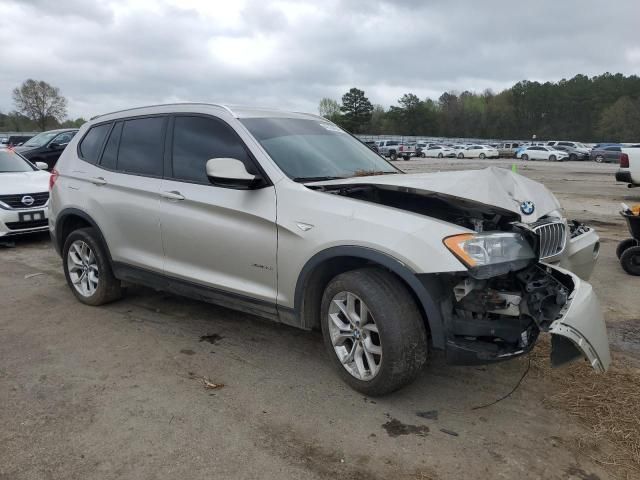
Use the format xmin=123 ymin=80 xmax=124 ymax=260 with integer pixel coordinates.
xmin=620 ymin=153 xmax=629 ymax=168
xmin=399 ymin=145 xmax=404 ymax=152
xmin=49 ymin=168 xmax=59 ymax=191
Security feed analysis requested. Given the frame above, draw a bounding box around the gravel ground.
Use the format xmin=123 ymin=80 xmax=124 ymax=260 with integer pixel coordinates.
xmin=1 ymin=158 xmax=638 ymax=480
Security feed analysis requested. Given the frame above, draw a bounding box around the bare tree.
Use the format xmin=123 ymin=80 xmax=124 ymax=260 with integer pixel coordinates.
xmin=12 ymin=79 xmax=67 ymax=131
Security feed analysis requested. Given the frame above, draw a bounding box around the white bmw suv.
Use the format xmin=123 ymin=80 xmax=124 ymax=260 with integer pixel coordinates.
xmin=49 ymin=104 xmax=610 ymax=395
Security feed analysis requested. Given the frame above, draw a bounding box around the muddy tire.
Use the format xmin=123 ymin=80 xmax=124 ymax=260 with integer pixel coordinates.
xmin=620 ymin=246 xmax=640 ymax=275
xmin=63 ymin=227 xmax=122 ymax=306
xmin=320 ymin=268 xmax=428 ymax=396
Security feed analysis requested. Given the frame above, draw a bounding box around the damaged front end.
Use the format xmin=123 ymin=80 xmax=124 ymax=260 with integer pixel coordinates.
xmin=438 ymin=263 xmax=610 ymax=372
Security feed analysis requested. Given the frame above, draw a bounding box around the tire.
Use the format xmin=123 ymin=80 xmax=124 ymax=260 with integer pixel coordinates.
xmin=420 ymin=152 xmax=426 ymax=158
xmin=479 ymin=153 xmax=486 ymax=159
xmin=438 ymin=153 xmax=443 ymax=158
xmin=62 ymin=227 xmax=122 ymax=306
xmin=457 ymin=153 xmax=464 ymax=159
xmin=617 ymin=238 xmax=639 ymax=259
xmin=620 ymin=246 xmax=640 ymax=276
xmin=320 ymin=268 xmax=428 ymax=396
xmin=549 ymin=155 xmax=557 ymax=162
xmin=595 ymin=155 xmax=604 ymax=163
xmin=403 ymin=155 xmax=410 ymax=161
xmin=389 ymin=151 xmax=397 ymax=161
xmin=521 ymin=154 xmax=529 ymax=161
xmin=569 ymin=154 xmax=577 ymax=161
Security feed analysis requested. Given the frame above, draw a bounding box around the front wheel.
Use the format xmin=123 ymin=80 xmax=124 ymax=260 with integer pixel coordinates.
xmin=617 ymin=238 xmax=640 ymax=259
xmin=479 ymin=153 xmax=486 ymax=159
xmin=320 ymin=268 xmax=428 ymax=396
xmin=403 ymin=155 xmax=411 ymax=161
xmin=438 ymin=152 xmax=443 ymax=158
xmin=63 ymin=228 xmax=122 ymax=306
xmin=620 ymin=246 xmax=640 ymax=275
xmin=521 ymin=154 xmax=529 ymax=161
xmin=595 ymin=155 xmax=604 ymax=163
xmin=420 ymin=152 xmax=426 ymax=158
xmin=457 ymin=153 xmax=464 ymax=159
xmin=389 ymin=151 xmax=397 ymax=161
xmin=549 ymin=155 xmax=557 ymax=162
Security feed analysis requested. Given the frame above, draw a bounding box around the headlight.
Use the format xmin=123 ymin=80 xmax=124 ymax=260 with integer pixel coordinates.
xmin=444 ymin=232 xmax=535 ymax=279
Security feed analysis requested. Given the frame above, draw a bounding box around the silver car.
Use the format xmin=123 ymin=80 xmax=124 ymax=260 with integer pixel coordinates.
xmin=49 ymin=104 xmax=610 ymax=395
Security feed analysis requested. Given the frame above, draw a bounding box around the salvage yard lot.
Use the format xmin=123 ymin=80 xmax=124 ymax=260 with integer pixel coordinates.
xmin=1 ymin=159 xmax=639 ymax=480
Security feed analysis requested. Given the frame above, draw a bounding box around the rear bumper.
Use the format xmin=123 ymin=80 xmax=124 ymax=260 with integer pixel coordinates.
xmin=616 ymin=170 xmax=633 ymax=184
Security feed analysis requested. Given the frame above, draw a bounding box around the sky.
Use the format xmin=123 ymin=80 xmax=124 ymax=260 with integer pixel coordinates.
xmin=1 ymin=0 xmax=639 ymax=120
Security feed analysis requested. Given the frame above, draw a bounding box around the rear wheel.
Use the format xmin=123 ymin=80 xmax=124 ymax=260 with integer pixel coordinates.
xmin=438 ymin=152 xmax=443 ymax=158
xmin=420 ymin=152 xmax=426 ymax=158
xmin=569 ymin=153 xmax=577 ymax=161
xmin=595 ymin=155 xmax=604 ymax=163
xmin=521 ymin=154 xmax=529 ymax=161
xmin=620 ymin=246 xmax=640 ymax=276
xmin=63 ymin=228 xmax=122 ymax=306
xmin=403 ymin=155 xmax=411 ymax=161
xmin=320 ymin=268 xmax=428 ymax=396
xmin=389 ymin=151 xmax=397 ymax=161
xmin=549 ymin=155 xmax=557 ymax=162
xmin=479 ymin=153 xmax=486 ymax=159
xmin=617 ymin=238 xmax=639 ymax=259
xmin=457 ymin=153 xmax=464 ymax=159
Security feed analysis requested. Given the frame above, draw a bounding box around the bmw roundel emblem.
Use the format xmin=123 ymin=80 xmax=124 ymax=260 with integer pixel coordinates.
xmin=520 ymin=200 xmax=535 ymax=215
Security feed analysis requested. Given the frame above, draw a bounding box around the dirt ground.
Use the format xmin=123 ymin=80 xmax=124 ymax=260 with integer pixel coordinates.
xmin=1 ymin=158 xmax=638 ymax=480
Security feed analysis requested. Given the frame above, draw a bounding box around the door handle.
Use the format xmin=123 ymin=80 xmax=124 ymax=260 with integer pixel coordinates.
xmin=161 ymin=190 xmax=185 ymax=201
xmin=89 ymin=177 xmax=107 ymax=186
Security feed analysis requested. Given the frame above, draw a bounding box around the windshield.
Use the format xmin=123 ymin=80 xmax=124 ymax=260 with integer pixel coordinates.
xmin=22 ymin=131 xmax=58 ymax=148
xmin=0 ymin=150 xmax=35 ymax=172
xmin=240 ymin=117 xmax=398 ymax=181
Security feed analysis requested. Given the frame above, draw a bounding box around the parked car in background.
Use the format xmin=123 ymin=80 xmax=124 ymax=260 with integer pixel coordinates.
xmin=497 ymin=142 xmax=520 ymax=158
xmin=458 ymin=145 xmax=499 ymax=159
xmin=14 ymin=129 xmax=78 ymax=170
xmin=0 ymin=148 xmax=50 ymax=237
xmin=363 ymin=141 xmax=379 ymax=153
xmin=547 ymin=141 xmax=590 ymax=159
xmin=617 ymin=147 xmax=640 ymax=187
xmin=553 ymin=144 xmax=590 ymax=161
xmin=376 ymin=140 xmax=415 ymax=161
xmin=1 ymin=134 xmax=33 ymax=147
xmin=424 ymin=145 xmax=456 ymax=158
xmin=591 ymin=145 xmax=622 ymax=163
xmin=49 ymin=103 xmax=609 ymax=395
xmin=517 ymin=146 xmax=568 ymax=162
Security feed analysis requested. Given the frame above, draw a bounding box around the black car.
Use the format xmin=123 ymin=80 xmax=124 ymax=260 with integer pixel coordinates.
xmin=14 ymin=129 xmax=78 ymax=170
xmin=1 ymin=134 xmax=34 ymax=147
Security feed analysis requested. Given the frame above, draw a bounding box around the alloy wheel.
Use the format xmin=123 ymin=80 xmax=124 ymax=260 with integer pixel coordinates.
xmin=67 ymin=240 xmax=99 ymax=297
xmin=327 ymin=291 xmax=382 ymax=381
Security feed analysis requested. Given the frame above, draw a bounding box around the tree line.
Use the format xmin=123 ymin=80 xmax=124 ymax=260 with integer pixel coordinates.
xmin=320 ymin=73 xmax=640 ymax=142
xmin=0 ymin=79 xmax=85 ymax=132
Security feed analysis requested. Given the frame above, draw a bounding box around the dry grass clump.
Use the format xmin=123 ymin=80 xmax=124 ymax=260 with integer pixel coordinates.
xmin=530 ymin=339 xmax=640 ymax=479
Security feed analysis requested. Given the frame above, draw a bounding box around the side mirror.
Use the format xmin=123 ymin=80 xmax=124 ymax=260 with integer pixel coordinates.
xmin=205 ymin=158 xmax=264 ymax=189
xmin=35 ymin=162 xmax=49 ymax=170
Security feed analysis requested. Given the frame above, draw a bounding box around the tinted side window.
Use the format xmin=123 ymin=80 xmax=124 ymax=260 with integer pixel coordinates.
xmin=79 ymin=124 xmax=111 ymax=164
xmin=117 ymin=117 xmax=166 ymax=176
xmin=100 ymin=122 xmax=122 ymax=170
xmin=172 ymin=116 xmax=254 ymax=183
xmin=605 ymin=146 xmax=621 ymax=152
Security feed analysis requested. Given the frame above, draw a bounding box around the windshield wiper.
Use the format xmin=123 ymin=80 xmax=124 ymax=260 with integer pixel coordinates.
xmin=293 ymin=176 xmax=346 ymax=183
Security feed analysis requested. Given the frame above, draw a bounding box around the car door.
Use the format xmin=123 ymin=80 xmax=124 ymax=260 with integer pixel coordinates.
xmin=43 ymin=131 xmax=76 ymax=169
xmin=80 ymin=116 xmax=167 ymax=272
xmin=605 ymin=146 xmax=621 ymax=162
xmin=159 ymin=114 xmax=278 ymax=305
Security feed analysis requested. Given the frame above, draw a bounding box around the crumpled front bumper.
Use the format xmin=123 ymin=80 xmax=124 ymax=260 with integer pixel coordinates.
xmin=547 ymin=264 xmax=611 ymax=372
xmin=556 ymin=226 xmax=600 ymax=281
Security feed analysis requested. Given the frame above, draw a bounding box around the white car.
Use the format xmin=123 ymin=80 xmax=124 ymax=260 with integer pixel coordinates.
xmin=517 ymin=146 xmax=568 ymax=162
xmin=49 ymin=104 xmax=610 ymax=395
xmin=424 ymin=145 xmax=456 ymax=158
xmin=547 ymin=141 xmax=590 ymax=156
xmin=0 ymin=148 xmax=50 ymax=237
xmin=457 ymin=145 xmax=500 ymax=159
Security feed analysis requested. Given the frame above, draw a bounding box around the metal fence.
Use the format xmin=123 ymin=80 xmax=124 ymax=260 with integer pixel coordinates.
xmin=355 ymin=134 xmax=525 ymax=145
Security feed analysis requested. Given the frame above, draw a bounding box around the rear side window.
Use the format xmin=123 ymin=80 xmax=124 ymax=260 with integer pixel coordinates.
xmin=100 ymin=122 xmax=122 ymax=170
xmin=605 ymin=146 xmax=621 ymax=152
xmin=117 ymin=116 xmax=166 ymax=176
xmin=79 ymin=124 xmax=111 ymax=164
xmin=171 ymin=115 xmax=254 ymax=183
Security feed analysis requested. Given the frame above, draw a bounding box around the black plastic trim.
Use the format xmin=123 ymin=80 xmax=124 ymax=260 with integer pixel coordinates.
xmin=616 ymin=170 xmax=633 ymax=184
xmin=293 ymin=246 xmax=445 ymax=348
